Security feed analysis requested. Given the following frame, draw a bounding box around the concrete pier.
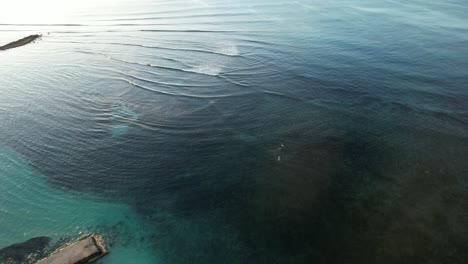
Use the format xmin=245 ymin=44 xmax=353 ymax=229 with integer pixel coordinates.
xmin=36 ymin=234 xmax=107 ymax=264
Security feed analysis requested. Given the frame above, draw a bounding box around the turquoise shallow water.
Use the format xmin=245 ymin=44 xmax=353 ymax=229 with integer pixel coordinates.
xmin=0 ymin=147 xmax=158 ymax=263
xmin=1 ymin=0 xmax=468 ymax=263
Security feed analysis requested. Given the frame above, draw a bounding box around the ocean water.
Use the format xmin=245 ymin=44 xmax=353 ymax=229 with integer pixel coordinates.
xmin=1 ymin=0 xmax=468 ymax=263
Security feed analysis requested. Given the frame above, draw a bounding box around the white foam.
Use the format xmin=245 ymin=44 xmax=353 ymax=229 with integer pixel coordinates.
xmin=218 ymin=42 xmax=240 ymax=56
xmin=190 ymin=64 xmax=223 ymax=76
xmin=188 ymin=42 xmax=240 ymax=76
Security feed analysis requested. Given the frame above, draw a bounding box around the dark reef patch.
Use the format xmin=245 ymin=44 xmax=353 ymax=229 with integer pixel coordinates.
xmin=0 ymin=236 xmax=51 ymax=264
xmin=9 ymin=107 xmax=468 ymax=263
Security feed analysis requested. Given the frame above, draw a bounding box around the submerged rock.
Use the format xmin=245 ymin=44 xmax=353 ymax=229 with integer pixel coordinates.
xmin=0 ymin=236 xmax=51 ymax=264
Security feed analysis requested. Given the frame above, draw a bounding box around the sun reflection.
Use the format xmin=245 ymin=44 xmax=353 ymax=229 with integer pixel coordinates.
xmin=0 ymin=0 xmax=114 ymax=24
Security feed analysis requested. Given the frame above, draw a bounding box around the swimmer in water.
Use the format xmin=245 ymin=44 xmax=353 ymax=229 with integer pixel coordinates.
xmin=277 ymin=144 xmax=285 ymax=161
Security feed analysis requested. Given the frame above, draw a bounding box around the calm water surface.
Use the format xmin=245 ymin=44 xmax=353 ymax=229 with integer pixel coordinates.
xmin=1 ymin=0 xmax=468 ymax=263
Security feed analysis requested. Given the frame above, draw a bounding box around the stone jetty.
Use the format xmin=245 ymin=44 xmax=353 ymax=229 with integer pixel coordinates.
xmin=36 ymin=234 xmax=107 ymax=264
xmin=0 ymin=34 xmax=41 ymax=51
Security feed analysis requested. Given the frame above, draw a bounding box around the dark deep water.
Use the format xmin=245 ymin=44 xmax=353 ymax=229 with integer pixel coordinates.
xmin=1 ymin=0 xmax=468 ymax=263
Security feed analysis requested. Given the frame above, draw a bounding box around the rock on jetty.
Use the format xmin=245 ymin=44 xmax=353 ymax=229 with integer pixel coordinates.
xmin=0 ymin=34 xmax=41 ymax=51
xmin=36 ymin=234 xmax=107 ymax=264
